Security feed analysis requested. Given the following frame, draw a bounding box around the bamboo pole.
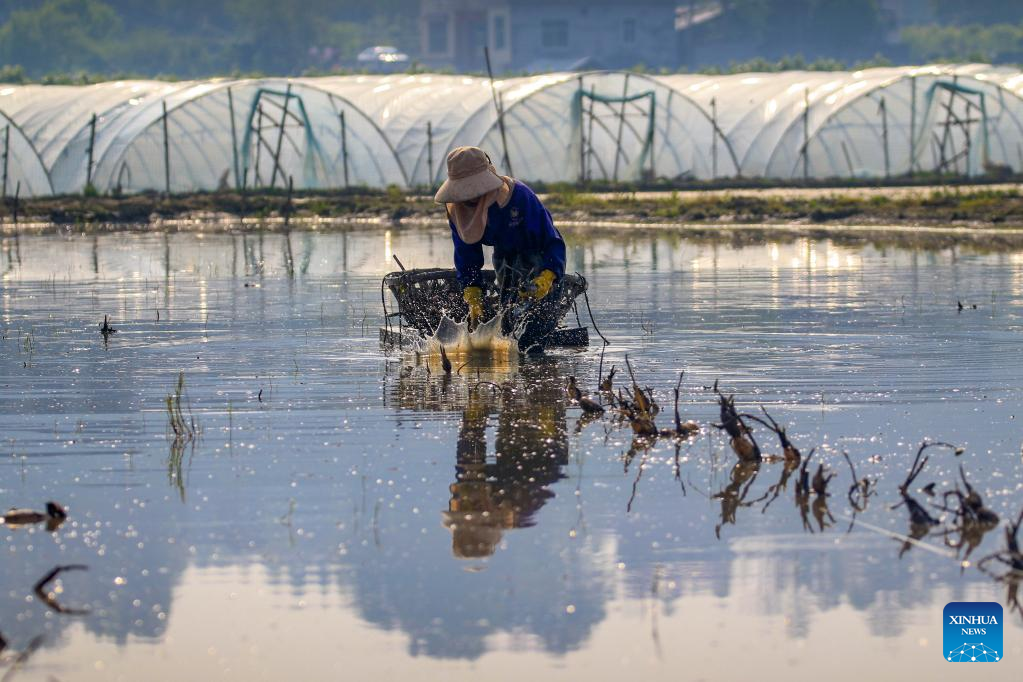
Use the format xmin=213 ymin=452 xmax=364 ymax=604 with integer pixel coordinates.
xmin=228 ymin=86 xmax=240 ymax=190
xmin=254 ymin=104 xmax=264 ymax=187
xmin=964 ymin=100 xmax=973 ymax=177
xmin=711 ymin=96 xmax=718 ymax=178
xmin=484 ymin=46 xmax=513 ymax=175
xmin=162 ymin=100 xmax=171 ymax=194
xmin=587 ymin=85 xmax=595 ymax=181
xmin=979 ymin=98 xmax=991 ymax=171
xmin=647 ymin=93 xmax=656 ymax=178
xmin=86 ymin=113 xmax=97 ymax=191
xmin=909 ymin=76 xmax=917 ymax=173
xmin=946 ymin=76 xmax=960 ymax=173
xmin=802 ymin=88 xmax=809 ymax=181
xmin=339 ymin=110 xmax=349 ymax=188
xmin=612 ymin=73 xmax=630 ymax=182
xmin=269 ymin=83 xmax=293 ymax=189
xmin=1 ymin=124 xmax=8 ymax=199
xmin=426 ymin=120 xmax=433 ymax=188
xmin=879 ymin=95 xmax=890 ymax=179
xmin=577 ymin=76 xmax=586 ymax=183
xmin=937 ymin=87 xmax=954 ymax=173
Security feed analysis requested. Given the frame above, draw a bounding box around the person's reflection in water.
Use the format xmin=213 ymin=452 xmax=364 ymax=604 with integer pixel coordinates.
xmin=444 ymin=360 xmax=568 ymax=559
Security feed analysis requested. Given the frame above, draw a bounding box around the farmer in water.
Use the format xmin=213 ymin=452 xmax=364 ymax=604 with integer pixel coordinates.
xmin=435 ymin=146 xmax=566 ymax=350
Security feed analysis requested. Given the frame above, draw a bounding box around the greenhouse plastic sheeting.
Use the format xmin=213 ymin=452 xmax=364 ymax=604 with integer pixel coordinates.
xmin=306 ymin=74 xmax=504 ymax=187
xmin=658 ymin=64 xmax=1023 ymax=179
xmin=92 ymin=79 xmax=408 ymax=194
xmin=0 ymin=65 xmax=1021 ymax=196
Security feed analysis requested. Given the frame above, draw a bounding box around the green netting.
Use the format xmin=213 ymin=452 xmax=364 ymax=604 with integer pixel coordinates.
xmin=572 ymin=87 xmax=656 ymax=181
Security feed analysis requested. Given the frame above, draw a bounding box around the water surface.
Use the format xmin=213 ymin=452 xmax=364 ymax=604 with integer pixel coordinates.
xmin=1 ymin=226 xmax=1022 ymax=680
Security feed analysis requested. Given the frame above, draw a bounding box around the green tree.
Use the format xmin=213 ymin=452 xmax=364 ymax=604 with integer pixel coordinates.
xmin=928 ymin=1 xmax=1023 ymax=26
xmin=902 ymin=23 xmax=1023 ymax=63
xmin=225 ymin=0 xmax=328 ymax=72
xmin=0 ymin=0 xmax=123 ymax=74
xmin=712 ymin=0 xmax=884 ymax=61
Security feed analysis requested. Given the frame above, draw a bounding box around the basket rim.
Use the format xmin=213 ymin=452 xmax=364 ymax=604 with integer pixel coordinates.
xmin=383 ymin=268 xmax=585 ymax=288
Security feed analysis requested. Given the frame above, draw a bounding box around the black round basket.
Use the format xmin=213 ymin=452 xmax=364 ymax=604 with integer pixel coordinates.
xmin=383 ymin=268 xmax=587 ymax=338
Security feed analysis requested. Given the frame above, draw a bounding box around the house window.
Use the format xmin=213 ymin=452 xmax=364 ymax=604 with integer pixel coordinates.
xmin=541 ymin=19 xmax=568 ymax=48
xmin=623 ymin=18 xmax=636 ymax=43
xmin=493 ymin=15 xmax=507 ymax=50
xmin=427 ymin=16 xmax=448 ymax=54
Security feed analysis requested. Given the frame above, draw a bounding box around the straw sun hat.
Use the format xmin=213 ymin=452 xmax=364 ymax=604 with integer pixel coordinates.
xmin=434 ymin=146 xmax=504 ymax=204
xmin=435 ymin=146 xmax=508 ymax=244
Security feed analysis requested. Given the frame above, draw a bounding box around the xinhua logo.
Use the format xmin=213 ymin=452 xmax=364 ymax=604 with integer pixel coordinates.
xmin=943 ymin=602 xmax=1003 ymax=662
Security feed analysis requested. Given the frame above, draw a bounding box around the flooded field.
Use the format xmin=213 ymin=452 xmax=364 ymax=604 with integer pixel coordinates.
xmin=2 ymin=225 xmax=1023 ymax=681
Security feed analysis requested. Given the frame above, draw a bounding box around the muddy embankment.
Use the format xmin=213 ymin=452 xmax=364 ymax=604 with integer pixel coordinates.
xmin=5 ymin=184 xmax=1023 ymax=251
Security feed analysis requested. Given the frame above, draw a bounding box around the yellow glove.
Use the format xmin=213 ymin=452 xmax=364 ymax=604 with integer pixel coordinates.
xmin=521 ymin=269 xmax=556 ymax=300
xmin=463 ymin=286 xmax=484 ymax=322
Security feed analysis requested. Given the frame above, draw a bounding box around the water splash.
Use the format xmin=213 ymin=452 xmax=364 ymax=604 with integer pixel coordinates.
xmin=419 ymin=313 xmax=517 ymax=357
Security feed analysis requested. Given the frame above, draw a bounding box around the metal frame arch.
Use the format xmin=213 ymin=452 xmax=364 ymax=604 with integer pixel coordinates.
xmin=0 ymin=108 xmax=55 ymax=195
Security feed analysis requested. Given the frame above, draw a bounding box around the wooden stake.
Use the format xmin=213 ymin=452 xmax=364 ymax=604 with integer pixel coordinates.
xmin=284 ymin=175 xmax=293 ymax=227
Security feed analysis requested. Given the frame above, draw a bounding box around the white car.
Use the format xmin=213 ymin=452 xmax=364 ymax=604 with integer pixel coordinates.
xmin=357 ymin=46 xmax=410 ymax=65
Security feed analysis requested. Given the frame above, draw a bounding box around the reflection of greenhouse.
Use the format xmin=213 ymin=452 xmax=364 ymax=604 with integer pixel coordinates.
xmin=1 ymin=64 xmax=1021 ymax=196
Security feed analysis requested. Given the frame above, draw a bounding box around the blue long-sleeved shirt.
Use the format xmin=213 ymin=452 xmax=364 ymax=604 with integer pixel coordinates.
xmin=451 ymin=180 xmax=566 ymax=288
